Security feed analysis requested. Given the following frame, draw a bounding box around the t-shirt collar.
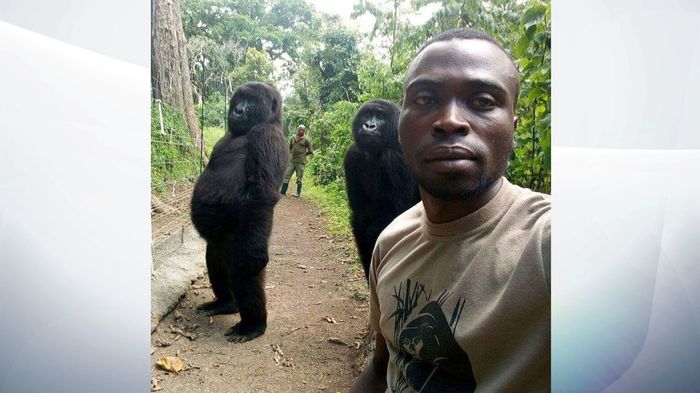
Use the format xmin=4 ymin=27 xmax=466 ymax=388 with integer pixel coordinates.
xmin=422 ymin=177 xmax=517 ymax=237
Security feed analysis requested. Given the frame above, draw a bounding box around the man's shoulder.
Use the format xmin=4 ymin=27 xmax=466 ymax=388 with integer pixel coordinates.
xmin=507 ymin=181 xmax=550 ymax=217
xmin=504 ymin=181 xmax=551 ymax=239
xmin=376 ymin=201 xmax=424 ymax=247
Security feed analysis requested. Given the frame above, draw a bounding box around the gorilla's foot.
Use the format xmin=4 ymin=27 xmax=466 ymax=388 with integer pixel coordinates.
xmin=197 ymin=299 xmax=239 ymax=316
xmin=224 ymin=321 xmax=266 ymax=343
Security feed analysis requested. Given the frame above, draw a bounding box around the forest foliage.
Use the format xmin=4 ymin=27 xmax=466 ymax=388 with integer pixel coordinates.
xmin=151 ymin=102 xmax=202 ymax=194
xmin=178 ymin=0 xmax=551 ymax=209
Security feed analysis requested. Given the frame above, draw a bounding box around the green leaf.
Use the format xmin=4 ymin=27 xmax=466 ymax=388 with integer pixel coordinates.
xmin=527 ymin=87 xmax=546 ymax=103
xmin=518 ymin=58 xmax=531 ymax=69
xmin=535 ymin=104 xmax=547 ymax=117
xmin=522 ymin=4 xmax=547 ymax=27
xmin=534 ymin=31 xmax=549 ymax=45
xmin=526 ymin=24 xmax=537 ymax=40
xmin=541 ymin=64 xmax=551 ymax=76
xmin=540 ymin=123 xmax=551 ymax=150
xmin=514 ymin=34 xmax=530 ymax=58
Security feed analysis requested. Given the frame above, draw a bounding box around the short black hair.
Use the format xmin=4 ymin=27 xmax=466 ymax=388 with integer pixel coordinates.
xmin=416 ymin=28 xmax=503 ymax=56
xmin=410 ymin=28 xmax=520 ymax=106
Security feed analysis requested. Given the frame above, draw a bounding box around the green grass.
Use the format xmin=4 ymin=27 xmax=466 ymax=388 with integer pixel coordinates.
xmin=203 ymin=126 xmax=225 ymax=156
xmin=303 ymin=177 xmax=352 ymax=238
xmin=151 ymin=103 xmax=201 ymax=194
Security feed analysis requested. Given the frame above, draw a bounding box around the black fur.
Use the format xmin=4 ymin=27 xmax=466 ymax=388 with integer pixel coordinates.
xmin=344 ymin=100 xmax=420 ymax=280
xmin=191 ymin=82 xmax=288 ymax=343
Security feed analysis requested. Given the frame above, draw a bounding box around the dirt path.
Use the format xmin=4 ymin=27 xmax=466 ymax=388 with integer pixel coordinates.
xmin=151 ymin=196 xmax=370 ymax=393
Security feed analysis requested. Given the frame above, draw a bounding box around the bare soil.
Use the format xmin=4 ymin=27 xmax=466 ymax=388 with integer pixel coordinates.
xmin=151 ymin=196 xmax=370 ymax=393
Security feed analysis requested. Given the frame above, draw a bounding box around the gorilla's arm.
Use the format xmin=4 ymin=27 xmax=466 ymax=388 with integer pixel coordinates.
xmin=344 ymin=143 xmax=367 ymax=214
xmin=244 ymin=123 xmax=288 ymax=205
xmin=380 ymin=148 xmax=420 ymax=214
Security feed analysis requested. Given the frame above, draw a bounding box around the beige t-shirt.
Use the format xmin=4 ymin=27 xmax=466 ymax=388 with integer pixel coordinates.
xmin=369 ymin=178 xmax=550 ymax=393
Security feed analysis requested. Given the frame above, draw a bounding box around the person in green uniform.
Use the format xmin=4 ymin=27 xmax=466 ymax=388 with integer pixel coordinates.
xmin=280 ymin=124 xmax=314 ymax=198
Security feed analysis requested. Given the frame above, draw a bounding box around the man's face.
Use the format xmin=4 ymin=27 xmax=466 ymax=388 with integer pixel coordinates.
xmin=297 ymin=127 xmax=305 ymax=137
xmin=399 ymin=39 xmax=519 ymax=201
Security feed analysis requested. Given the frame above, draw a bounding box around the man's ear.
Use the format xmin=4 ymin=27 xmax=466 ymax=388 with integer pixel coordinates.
xmin=512 ymin=116 xmax=519 ymax=149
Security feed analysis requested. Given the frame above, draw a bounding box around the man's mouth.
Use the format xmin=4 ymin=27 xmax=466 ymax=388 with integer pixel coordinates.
xmin=424 ymin=145 xmax=476 ymax=160
xmin=422 ymin=146 xmax=478 ymax=173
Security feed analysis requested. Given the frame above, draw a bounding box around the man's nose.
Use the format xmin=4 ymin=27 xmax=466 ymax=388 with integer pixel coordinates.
xmin=432 ymin=100 xmax=469 ymax=136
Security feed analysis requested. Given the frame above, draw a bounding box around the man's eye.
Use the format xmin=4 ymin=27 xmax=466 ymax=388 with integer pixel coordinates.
xmin=471 ymin=96 xmax=496 ymax=110
xmin=415 ymin=96 xmax=435 ymax=105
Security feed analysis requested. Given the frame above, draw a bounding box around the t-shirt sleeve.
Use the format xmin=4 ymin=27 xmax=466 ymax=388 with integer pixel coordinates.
xmin=541 ymin=215 xmax=551 ymax=293
xmin=306 ymin=138 xmax=313 ymax=154
xmin=368 ymin=245 xmax=382 ymax=333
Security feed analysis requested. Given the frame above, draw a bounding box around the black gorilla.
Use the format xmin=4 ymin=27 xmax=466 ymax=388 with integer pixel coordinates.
xmin=190 ymin=82 xmax=289 ymax=343
xmin=344 ymin=100 xmax=420 ymax=280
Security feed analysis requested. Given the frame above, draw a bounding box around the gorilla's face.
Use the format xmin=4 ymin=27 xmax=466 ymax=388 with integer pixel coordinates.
xmin=228 ymin=82 xmax=281 ymax=136
xmin=352 ymin=100 xmax=400 ymax=152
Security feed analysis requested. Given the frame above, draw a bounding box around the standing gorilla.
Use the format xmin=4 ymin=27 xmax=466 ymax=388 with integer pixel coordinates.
xmin=190 ymin=82 xmax=288 ymax=343
xmin=344 ymin=100 xmax=420 ymax=280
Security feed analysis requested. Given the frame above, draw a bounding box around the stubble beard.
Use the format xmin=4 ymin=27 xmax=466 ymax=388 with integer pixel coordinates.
xmin=417 ymin=170 xmax=500 ymax=201
xmin=411 ymin=148 xmax=512 ymax=202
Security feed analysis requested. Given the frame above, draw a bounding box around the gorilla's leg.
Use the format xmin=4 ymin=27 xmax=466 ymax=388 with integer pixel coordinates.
xmin=224 ymin=209 xmax=273 ymax=343
xmin=351 ymin=211 xmax=376 ymax=279
xmin=353 ymin=223 xmax=374 ymax=280
xmin=198 ymin=240 xmax=239 ymax=315
xmin=225 ymin=268 xmax=267 ymax=342
xmin=358 ymin=219 xmax=390 ymax=280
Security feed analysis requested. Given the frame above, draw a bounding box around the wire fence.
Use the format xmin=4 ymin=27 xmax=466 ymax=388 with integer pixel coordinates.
xmin=150 ymin=97 xmax=205 ymax=249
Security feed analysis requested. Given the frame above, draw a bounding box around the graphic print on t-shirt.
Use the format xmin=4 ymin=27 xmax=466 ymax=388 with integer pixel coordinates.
xmin=388 ymin=279 xmax=476 ymax=393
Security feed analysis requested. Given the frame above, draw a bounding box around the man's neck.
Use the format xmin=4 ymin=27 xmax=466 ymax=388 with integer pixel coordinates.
xmin=421 ymin=178 xmax=503 ymax=223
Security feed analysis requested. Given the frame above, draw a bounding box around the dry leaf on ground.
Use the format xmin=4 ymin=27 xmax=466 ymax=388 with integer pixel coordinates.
xmin=170 ymin=325 xmax=197 ymax=340
xmin=272 ymin=344 xmax=284 ymax=365
xmin=150 ymin=377 xmax=163 ymax=391
xmin=154 ymin=339 xmax=172 ymax=348
xmin=328 ymin=337 xmax=348 ymax=346
xmin=271 ymin=344 xmax=295 ymax=368
xmin=156 ymin=356 xmax=185 ymax=373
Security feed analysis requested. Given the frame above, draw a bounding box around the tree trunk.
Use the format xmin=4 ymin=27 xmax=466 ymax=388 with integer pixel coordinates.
xmin=151 ymin=0 xmax=204 ymax=154
xmin=390 ymin=0 xmax=398 ymax=72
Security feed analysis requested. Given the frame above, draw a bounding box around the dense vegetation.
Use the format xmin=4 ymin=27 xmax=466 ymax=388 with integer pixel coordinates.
xmin=151 ymin=102 xmax=202 ymax=194
xmin=175 ymin=0 xmax=551 ymax=234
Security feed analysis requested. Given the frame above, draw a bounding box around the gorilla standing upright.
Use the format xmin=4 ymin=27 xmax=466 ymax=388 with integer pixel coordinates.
xmin=190 ymin=82 xmax=288 ymax=343
xmin=344 ymin=100 xmax=420 ymax=280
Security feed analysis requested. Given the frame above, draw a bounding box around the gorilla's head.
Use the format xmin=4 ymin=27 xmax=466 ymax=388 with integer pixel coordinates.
xmin=351 ymin=99 xmax=400 ymax=152
xmin=228 ymin=82 xmax=282 ymax=137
